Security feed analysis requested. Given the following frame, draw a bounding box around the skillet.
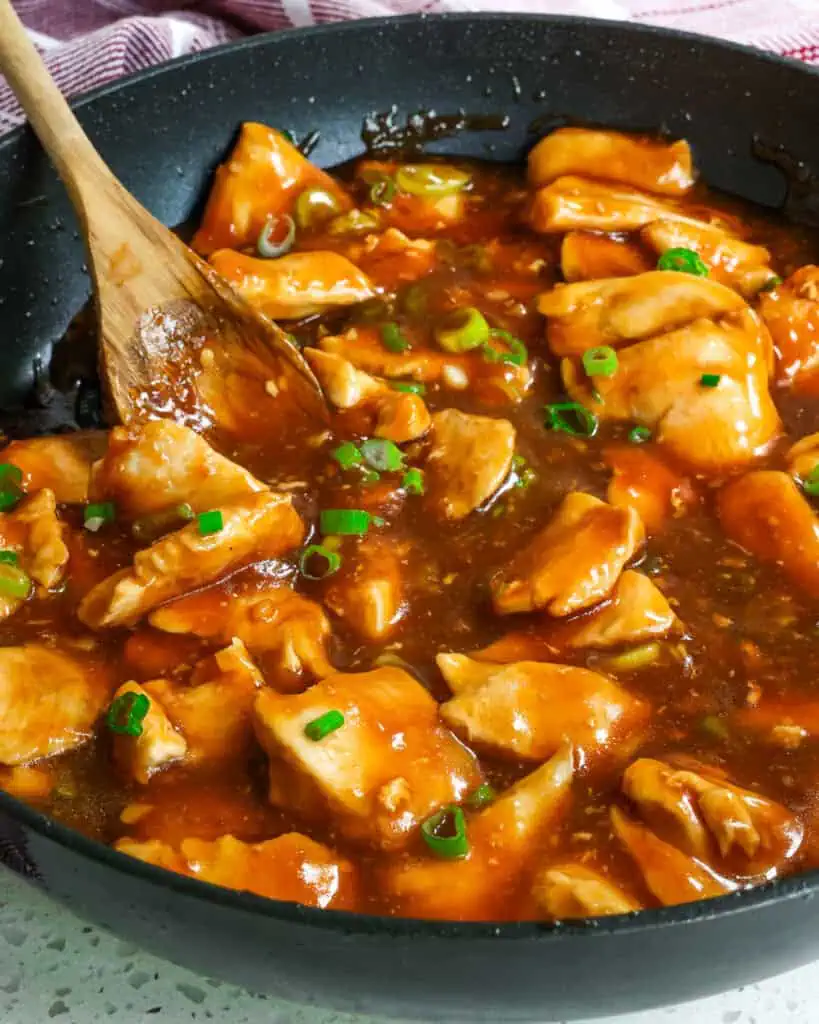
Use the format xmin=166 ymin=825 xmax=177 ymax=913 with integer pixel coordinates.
xmin=2 ymin=13 xmax=819 ymax=1021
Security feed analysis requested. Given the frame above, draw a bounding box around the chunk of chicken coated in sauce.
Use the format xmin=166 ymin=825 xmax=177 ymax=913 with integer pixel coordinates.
xmin=379 ymin=745 xmax=573 ymax=920
xmin=437 ymin=654 xmax=647 ymax=763
xmin=2 ymin=432 xmax=107 ymax=505
xmin=304 ymin=348 xmax=431 ymax=443
xmin=604 ymin=444 xmax=697 ymax=533
xmin=528 ymin=129 xmax=694 ymax=196
xmin=0 ymin=489 xmax=69 ymax=622
xmin=79 ymin=492 xmax=304 ymax=628
xmin=718 ymin=471 xmax=819 ymax=598
xmin=110 ymin=680 xmax=187 ymax=784
xmin=532 ymin=863 xmax=640 ymax=919
xmin=530 ymin=177 xmax=692 ymax=234
xmin=209 ymin=249 xmax=375 ymax=321
xmin=492 ymin=492 xmax=644 ymax=617
xmin=150 ymin=579 xmax=333 ymax=686
xmin=253 ymin=666 xmax=481 ymax=851
xmin=424 ymin=409 xmax=515 ymax=520
xmin=323 ymin=536 xmax=407 ymax=642
xmin=115 ymin=832 xmax=358 ymax=910
xmin=560 ymin=232 xmax=653 ymax=282
xmin=758 ymin=266 xmax=819 ymax=394
xmin=90 ymin=420 xmax=265 ymax=517
xmin=0 ymin=645 xmax=109 ymax=766
xmin=191 ymin=121 xmax=351 ymax=255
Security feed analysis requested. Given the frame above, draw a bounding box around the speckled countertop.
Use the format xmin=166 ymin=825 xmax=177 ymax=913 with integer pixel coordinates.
xmin=0 ymin=867 xmax=814 ymax=1024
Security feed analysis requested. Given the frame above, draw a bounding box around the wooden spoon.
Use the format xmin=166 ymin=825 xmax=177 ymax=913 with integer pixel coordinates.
xmin=0 ymin=0 xmax=327 ymax=431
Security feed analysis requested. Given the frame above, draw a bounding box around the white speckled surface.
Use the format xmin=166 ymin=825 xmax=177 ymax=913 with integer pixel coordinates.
xmin=0 ymin=866 xmax=814 ymax=1024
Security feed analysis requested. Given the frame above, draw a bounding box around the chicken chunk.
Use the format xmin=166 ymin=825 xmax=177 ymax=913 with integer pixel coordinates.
xmin=532 ymin=863 xmax=640 ymax=918
xmin=0 ymin=488 xmax=69 ymax=600
xmin=323 ymin=537 xmax=406 ymax=642
xmin=529 ymin=129 xmax=694 ymax=196
xmin=115 ymin=832 xmax=358 ymax=909
xmin=90 ymin=420 xmax=265 ymax=518
xmin=305 ymin=348 xmax=431 ymax=443
xmin=734 ymin=701 xmax=819 ymax=748
xmin=253 ymin=666 xmax=481 ymax=850
xmin=318 ymin=328 xmax=532 ymax=404
xmin=347 ymin=227 xmax=438 ymax=289
xmin=759 ymin=266 xmax=819 ymax=393
xmin=718 ymin=471 xmax=819 ymax=598
xmin=191 ymin=121 xmax=351 ymax=255
xmin=379 ymin=745 xmax=573 ymax=920
xmin=529 ymin=177 xmax=697 ymax=234
xmin=437 ymin=654 xmax=647 ymax=762
xmin=0 ymin=645 xmax=108 ymax=765
xmin=209 ymin=249 xmax=374 ymax=321
xmin=642 ymin=219 xmax=773 ymax=298
xmin=109 ymin=680 xmax=187 ymax=784
xmin=424 ymin=409 xmax=515 ymax=520
xmin=492 ymin=492 xmax=644 ymax=617
xmin=538 ymin=271 xmax=747 ymax=357
xmin=563 ymin=311 xmax=780 ymax=472
xmin=150 ymin=578 xmax=333 ymax=685
xmin=79 ymin=492 xmax=303 ymax=628
xmin=560 ymin=232 xmax=653 ymax=282
xmin=605 ymin=444 xmax=696 ymax=533
xmin=2 ymin=432 xmax=107 ymax=505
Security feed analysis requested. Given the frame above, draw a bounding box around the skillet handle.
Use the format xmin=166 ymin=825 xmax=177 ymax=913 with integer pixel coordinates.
xmin=0 ymin=0 xmax=112 ymax=210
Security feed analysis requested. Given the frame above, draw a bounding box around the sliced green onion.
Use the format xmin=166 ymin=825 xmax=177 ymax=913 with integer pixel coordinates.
xmin=466 ymin=783 xmax=496 ymax=810
xmin=481 ymin=330 xmax=528 ymax=367
xmin=361 ymin=439 xmax=404 ymax=473
xmin=106 ymin=691 xmax=150 ymax=738
xmin=319 ymin=509 xmax=372 ymax=536
xmin=657 ymin=247 xmax=709 ymax=277
xmin=395 ymin=165 xmax=471 ymax=197
xmin=332 ymin=442 xmax=363 ymax=470
xmin=701 ymin=714 xmax=730 ymax=741
xmin=402 ymin=467 xmax=425 ymax=495
xmin=582 ymin=345 xmax=619 ymax=378
xmin=304 ymin=709 xmax=345 ymax=742
xmin=362 ymin=469 xmax=381 ymax=485
xmin=544 ymin=402 xmax=598 ymax=438
xmin=294 ymin=186 xmax=342 ymax=229
xmin=369 ymin=175 xmax=396 ymax=206
xmin=131 ymin=503 xmax=194 ymax=544
xmin=802 ymin=466 xmax=819 ymax=497
xmin=0 ymin=465 xmax=24 ymax=513
xmin=759 ymin=275 xmax=783 ymax=292
xmin=381 ymin=322 xmax=411 ymax=353
xmin=700 ymin=373 xmax=721 ymax=388
xmin=299 ymin=544 xmax=342 ymax=580
xmin=0 ymin=464 xmax=23 ymax=486
xmin=372 ymin=515 xmax=386 ymax=528
xmin=197 ymin=509 xmax=224 ymax=536
xmin=277 ymin=129 xmax=297 ymax=145
xmin=435 ymin=307 xmax=490 ymax=354
xmin=389 ymin=380 xmax=426 ymax=395
xmin=629 ymin=425 xmax=652 ymax=444
xmin=512 ymin=455 xmax=536 ymax=490
xmin=0 ymin=563 xmax=31 ymax=599
xmin=83 ymin=501 xmax=116 ymax=533
xmin=421 ymin=805 xmax=469 ymax=860
xmin=328 ymin=209 xmax=381 ymax=235
xmin=602 ymin=641 xmax=661 ymax=673
xmin=256 ymin=213 xmax=296 ymax=258
xmin=0 ymin=550 xmax=19 ymax=566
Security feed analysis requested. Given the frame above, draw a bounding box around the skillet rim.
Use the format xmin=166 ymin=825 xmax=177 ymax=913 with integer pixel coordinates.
xmin=2 ymin=9 xmax=819 ymax=940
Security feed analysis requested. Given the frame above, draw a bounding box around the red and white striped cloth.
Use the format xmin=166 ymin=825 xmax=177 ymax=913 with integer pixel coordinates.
xmin=2 ymin=0 xmax=819 ymax=135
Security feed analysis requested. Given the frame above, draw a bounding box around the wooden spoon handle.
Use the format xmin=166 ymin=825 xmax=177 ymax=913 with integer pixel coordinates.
xmin=0 ymin=0 xmax=111 ymax=207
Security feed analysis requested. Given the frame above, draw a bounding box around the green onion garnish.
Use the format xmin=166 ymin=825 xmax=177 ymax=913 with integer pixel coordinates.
xmin=0 ymin=464 xmax=24 ymax=513
xmin=362 ymin=469 xmax=381 ymax=485
xmin=802 ymin=466 xmax=819 ymax=498
xmin=582 ymin=345 xmax=619 ymax=378
xmin=294 ymin=186 xmax=342 ymax=229
xmin=395 ymin=164 xmax=471 ymax=197
xmin=700 ymin=373 xmax=721 ymax=388
xmin=83 ymin=501 xmax=116 ymax=533
xmin=544 ymin=402 xmax=598 ymax=438
xmin=389 ymin=380 xmax=426 ymax=395
xmin=304 ymin=709 xmax=345 ymax=742
xmin=299 ymin=544 xmax=342 ymax=580
xmin=466 ymin=783 xmax=496 ymax=810
xmin=361 ymin=439 xmax=404 ymax=473
xmin=106 ymin=691 xmax=150 ymax=738
xmin=0 ymin=563 xmax=31 ymax=599
xmin=402 ymin=467 xmax=425 ymax=495
xmin=0 ymin=550 xmax=19 ymax=566
xmin=332 ymin=442 xmax=363 ymax=470
xmin=256 ymin=213 xmax=296 ymax=258
xmin=319 ymin=509 xmax=372 ymax=536
xmin=277 ymin=129 xmax=297 ymax=144
xmin=434 ymin=307 xmax=490 ymax=354
xmin=369 ymin=175 xmax=396 ymax=206
xmin=381 ymin=322 xmax=411 ymax=353
xmin=421 ymin=805 xmax=469 ymax=860
xmin=0 ymin=464 xmax=23 ymax=486
xmin=197 ymin=509 xmax=224 ymax=536
xmin=512 ymin=455 xmax=536 ymax=490
xmin=759 ymin=275 xmax=783 ymax=292
xmin=481 ymin=330 xmax=528 ymax=367
xmin=657 ymin=247 xmax=709 ymax=277
xmin=629 ymin=425 xmax=652 ymax=444
xmin=131 ymin=503 xmax=194 ymax=543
